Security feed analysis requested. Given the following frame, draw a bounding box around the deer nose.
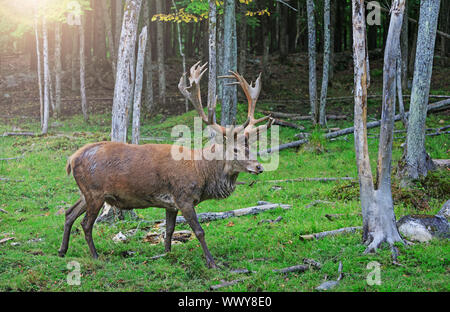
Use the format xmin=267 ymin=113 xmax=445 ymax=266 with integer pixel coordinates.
xmin=256 ymin=164 xmax=264 ymax=173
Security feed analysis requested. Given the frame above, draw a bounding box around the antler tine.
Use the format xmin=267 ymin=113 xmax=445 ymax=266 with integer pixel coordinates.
xmin=179 ymin=62 xmax=227 ymax=136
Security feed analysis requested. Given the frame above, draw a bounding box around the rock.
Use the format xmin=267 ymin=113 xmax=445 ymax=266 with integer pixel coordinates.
xmin=437 ymin=200 xmax=450 ymax=219
xmin=316 ymin=280 xmax=339 ymax=291
xmin=397 ymin=215 xmax=449 ymax=242
xmin=112 ymin=232 xmax=127 ymax=243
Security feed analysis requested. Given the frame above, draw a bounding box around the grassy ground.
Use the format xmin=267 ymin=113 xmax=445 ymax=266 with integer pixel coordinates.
xmin=0 ymin=98 xmax=448 ymax=292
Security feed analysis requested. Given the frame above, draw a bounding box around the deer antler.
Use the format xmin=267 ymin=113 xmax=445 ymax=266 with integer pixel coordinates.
xmin=220 ymin=71 xmax=274 ymax=141
xmin=178 ymin=62 xmax=227 ymax=135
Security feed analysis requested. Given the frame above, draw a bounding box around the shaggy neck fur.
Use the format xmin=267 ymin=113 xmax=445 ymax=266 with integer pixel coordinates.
xmin=194 ymin=147 xmax=239 ymax=200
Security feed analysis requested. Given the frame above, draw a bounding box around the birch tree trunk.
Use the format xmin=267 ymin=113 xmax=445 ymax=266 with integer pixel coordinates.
xmin=80 ymin=16 xmax=89 ymax=123
xmin=111 ymin=0 xmax=142 ymax=143
xmin=221 ymin=0 xmax=238 ymax=126
xmin=400 ymin=0 xmax=408 ymax=90
xmin=42 ymin=15 xmax=50 ymax=135
xmin=352 ymin=0 xmax=404 ymax=253
xmin=143 ymin=0 xmax=154 ymax=114
xmin=132 ymin=26 xmax=148 ymax=145
xmin=54 ymin=22 xmax=62 ymax=118
xmin=101 ymin=0 xmax=117 ymax=79
xmin=306 ymin=0 xmax=318 ymax=125
xmin=156 ymin=0 xmax=166 ymax=107
xmin=208 ymin=0 xmax=217 ymax=112
xmin=34 ymin=13 xmax=43 ymax=128
xmin=400 ymin=0 xmax=441 ymax=183
xmin=319 ymin=0 xmax=331 ymax=127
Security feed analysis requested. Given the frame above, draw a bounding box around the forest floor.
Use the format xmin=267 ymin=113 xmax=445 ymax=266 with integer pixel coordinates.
xmin=0 ymin=52 xmax=449 ymax=291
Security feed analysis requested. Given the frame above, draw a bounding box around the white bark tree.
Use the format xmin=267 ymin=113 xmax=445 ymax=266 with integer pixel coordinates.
xmin=399 ymin=0 xmax=441 ymax=183
xmin=42 ymin=15 xmax=50 ymax=134
xmin=111 ymin=0 xmax=142 ymax=143
xmin=306 ymin=0 xmax=318 ymax=125
xmin=132 ymin=26 xmax=148 ymax=145
xmin=319 ymin=0 xmax=331 ymax=126
xmin=352 ymin=0 xmax=405 ymax=253
xmin=34 ymin=13 xmax=44 ymax=129
xmin=221 ymin=0 xmax=238 ymax=126
xmin=208 ymin=0 xmax=217 ymax=113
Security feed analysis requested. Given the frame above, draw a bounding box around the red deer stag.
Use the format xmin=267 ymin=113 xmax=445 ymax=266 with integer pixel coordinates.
xmin=58 ymin=62 xmax=273 ymax=268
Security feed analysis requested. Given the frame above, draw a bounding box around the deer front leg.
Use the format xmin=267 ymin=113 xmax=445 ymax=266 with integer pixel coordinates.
xmin=180 ymin=206 xmax=217 ymax=269
xmin=164 ymin=209 xmax=178 ymax=252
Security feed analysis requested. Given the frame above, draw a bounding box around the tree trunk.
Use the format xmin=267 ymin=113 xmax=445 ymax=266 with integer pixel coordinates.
xmin=54 ymin=22 xmax=62 ymax=118
xmin=172 ymin=0 xmax=187 ymax=112
xmin=111 ymin=0 xmax=142 ymax=143
xmin=132 ymin=26 xmax=148 ymax=145
xmin=319 ymin=0 xmax=331 ymax=127
xmin=208 ymin=0 xmax=217 ymax=114
xmin=352 ymin=0 xmax=404 ymax=253
xmin=155 ymin=0 xmax=166 ymax=108
xmin=80 ymin=16 xmax=89 ymax=123
xmin=221 ymin=0 xmax=238 ymax=126
xmin=101 ymin=0 xmax=117 ymax=78
xmin=34 ymin=13 xmax=44 ymax=128
xmin=261 ymin=13 xmax=271 ymax=87
xmin=400 ymin=0 xmax=441 ymax=183
xmin=94 ymin=0 xmax=107 ymax=68
xmin=42 ymin=15 xmax=50 ymax=135
xmin=238 ymin=2 xmax=247 ymax=76
xmin=115 ymin=0 xmax=123 ymax=53
xmin=143 ymin=0 xmax=154 ymax=114
xmin=306 ymin=0 xmax=318 ymax=124
xmin=400 ymin=0 xmax=408 ymax=90
xmin=71 ymin=27 xmax=78 ymax=92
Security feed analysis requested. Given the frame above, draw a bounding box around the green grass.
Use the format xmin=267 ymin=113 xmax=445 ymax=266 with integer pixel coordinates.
xmin=0 ymin=104 xmax=448 ymax=292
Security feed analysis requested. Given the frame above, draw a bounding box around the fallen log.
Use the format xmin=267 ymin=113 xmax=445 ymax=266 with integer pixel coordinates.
xmin=260 ymin=110 xmax=347 ymax=121
xmin=262 ymin=100 xmax=450 ymax=155
xmin=0 ymin=177 xmax=24 ymax=182
xmin=299 ymin=226 xmax=362 ymax=240
xmin=2 ymin=132 xmax=35 ymax=137
xmin=155 ymin=203 xmax=291 ymax=226
xmin=272 ymin=118 xmax=305 ymax=130
xmin=273 ymin=265 xmax=309 ymax=274
xmin=0 ymin=155 xmax=24 ymax=161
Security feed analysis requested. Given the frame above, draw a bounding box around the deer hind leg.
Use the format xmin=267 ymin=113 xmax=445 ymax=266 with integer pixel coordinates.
xmin=80 ymin=197 xmax=104 ymax=259
xmin=58 ymin=197 xmax=87 ymax=257
xmin=164 ymin=209 xmax=178 ymax=252
xmin=180 ymin=206 xmax=217 ymax=269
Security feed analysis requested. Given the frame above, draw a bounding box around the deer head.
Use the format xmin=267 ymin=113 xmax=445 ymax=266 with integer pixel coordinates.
xmin=178 ymin=62 xmax=273 ymax=176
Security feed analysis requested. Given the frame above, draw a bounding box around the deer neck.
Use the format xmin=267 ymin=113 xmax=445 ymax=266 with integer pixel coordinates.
xmin=195 ymin=148 xmax=239 ymax=200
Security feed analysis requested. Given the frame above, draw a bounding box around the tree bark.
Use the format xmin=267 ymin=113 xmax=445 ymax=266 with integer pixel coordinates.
xmin=400 ymin=0 xmax=441 ymax=182
xmin=319 ymin=0 xmax=331 ymax=126
xmin=111 ymin=0 xmax=142 ymax=143
xmin=306 ymin=0 xmax=318 ymax=124
xmin=143 ymin=0 xmax=154 ymax=114
xmin=352 ymin=0 xmax=404 ymax=253
xmin=34 ymin=13 xmax=43 ymax=128
xmin=208 ymin=0 xmax=217 ymax=116
xmin=54 ymin=22 xmax=62 ymax=118
xmin=80 ymin=16 xmax=89 ymax=123
xmin=221 ymin=0 xmax=238 ymax=126
xmin=155 ymin=0 xmax=166 ymax=108
xmin=238 ymin=2 xmax=247 ymax=76
xmin=71 ymin=27 xmax=78 ymax=92
xmin=101 ymin=0 xmax=117 ymax=78
xmin=42 ymin=15 xmax=50 ymax=135
xmin=115 ymin=0 xmax=123 ymax=53
xmin=132 ymin=26 xmax=148 ymax=145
